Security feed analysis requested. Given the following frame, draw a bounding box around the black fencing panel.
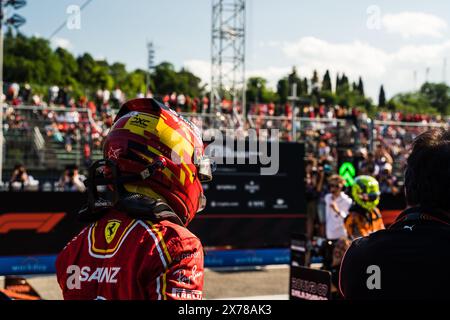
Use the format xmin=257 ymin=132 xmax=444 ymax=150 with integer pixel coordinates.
xmin=0 ymin=192 xmax=86 ymax=256
xmin=189 ymin=142 xmax=306 ymax=247
xmin=0 ymin=142 xmax=307 ymax=255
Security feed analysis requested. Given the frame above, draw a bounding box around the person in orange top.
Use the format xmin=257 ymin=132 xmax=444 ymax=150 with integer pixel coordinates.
xmin=344 ymin=175 xmax=385 ymax=239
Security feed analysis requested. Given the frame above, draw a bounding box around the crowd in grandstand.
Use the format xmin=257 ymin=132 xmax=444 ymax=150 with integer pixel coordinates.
xmin=3 ymin=83 xmax=115 ymax=164
xmin=301 ymin=106 xmax=448 ymax=239
xmin=1 ymin=83 xmax=449 ymax=201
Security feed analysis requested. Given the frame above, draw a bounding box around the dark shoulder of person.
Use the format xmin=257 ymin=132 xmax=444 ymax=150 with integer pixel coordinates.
xmin=349 ymin=203 xmax=365 ymax=215
xmin=339 ymin=216 xmax=450 ymax=299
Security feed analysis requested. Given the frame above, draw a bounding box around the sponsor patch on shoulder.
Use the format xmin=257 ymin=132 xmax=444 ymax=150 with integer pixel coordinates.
xmin=171 ymin=288 xmax=202 ymax=300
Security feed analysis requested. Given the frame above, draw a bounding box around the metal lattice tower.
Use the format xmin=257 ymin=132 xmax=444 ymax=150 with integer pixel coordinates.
xmin=210 ymin=0 xmax=246 ymax=122
xmin=146 ymin=41 xmax=155 ymax=92
xmin=147 ymin=41 xmax=155 ymax=72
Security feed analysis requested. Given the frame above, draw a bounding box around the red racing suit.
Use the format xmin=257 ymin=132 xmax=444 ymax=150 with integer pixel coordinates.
xmin=55 ymin=208 xmax=204 ymax=300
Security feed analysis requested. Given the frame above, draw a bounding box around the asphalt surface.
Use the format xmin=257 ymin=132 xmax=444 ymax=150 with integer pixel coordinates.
xmin=204 ymin=265 xmax=289 ymax=300
xmin=17 ymin=265 xmax=290 ymax=300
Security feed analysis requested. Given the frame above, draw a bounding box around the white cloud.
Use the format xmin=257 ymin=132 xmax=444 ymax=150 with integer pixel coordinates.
xmin=183 ymin=36 xmax=450 ymax=102
xmin=51 ymin=37 xmax=73 ymax=50
xmin=281 ymin=36 xmax=450 ymax=100
xmin=183 ymin=59 xmax=211 ymax=83
xmin=283 ymin=37 xmax=388 ymax=79
xmin=382 ymin=12 xmax=448 ymax=39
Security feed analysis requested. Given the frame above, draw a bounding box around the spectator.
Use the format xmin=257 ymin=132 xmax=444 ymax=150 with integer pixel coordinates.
xmin=318 ymin=140 xmax=331 ymax=158
xmin=9 ymin=164 xmax=39 ymax=191
xmin=305 ymin=159 xmax=321 ymax=240
xmin=358 ymin=151 xmax=380 ymax=176
xmin=374 ymin=143 xmax=393 ymax=165
xmin=177 ymin=93 xmax=186 ymax=110
xmin=169 ymin=92 xmax=177 ymax=109
xmin=19 ymin=83 xmax=32 ymax=103
xmin=58 ymin=165 xmax=86 ymax=192
xmin=377 ymin=162 xmax=399 ymax=195
xmin=10 ymin=163 xmax=29 ymax=189
xmin=340 ymin=128 xmax=450 ymax=299
xmin=316 ymin=159 xmax=333 ymax=238
xmin=322 ymin=175 xmax=352 ymax=272
xmin=49 ymin=85 xmax=59 ymax=105
xmin=324 ymin=175 xmax=352 ymax=242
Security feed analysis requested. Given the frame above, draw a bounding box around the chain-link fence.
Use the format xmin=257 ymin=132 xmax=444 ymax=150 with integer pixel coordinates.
xmin=1 ymin=105 xmax=111 ymax=172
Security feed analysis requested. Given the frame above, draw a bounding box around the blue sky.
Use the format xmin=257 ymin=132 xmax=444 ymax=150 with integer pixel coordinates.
xmin=15 ymin=0 xmax=450 ymax=100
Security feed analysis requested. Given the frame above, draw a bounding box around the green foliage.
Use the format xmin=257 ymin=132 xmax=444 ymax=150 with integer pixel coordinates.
xmin=276 ymin=77 xmax=289 ymax=103
xmin=357 ymin=77 xmax=364 ymax=96
xmin=5 ymin=32 xmax=450 ymax=116
xmin=378 ymin=85 xmax=386 ymax=108
xmin=288 ymin=67 xmax=304 ymax=95
xmin=387 ymin=82 xmax=450 ymax=115
xmin=322 ymin=70 xmax=332 ymax=92
xmin=388 ymin=92 xmax=439 ymax=115
xmin=177 ymin=68 xmax=205 ymax=97
xmin=4 ymin=31 xmax=63 ymax=85
xmin=246 ymin=77 xmax=278 ymax=103
xmin=336 ymin=73 xmax=350 ymax=96
xmin=4 ymin=32 xmax=205 ymax=101
xmin=420 ymin=82 xmax=450 ymax=115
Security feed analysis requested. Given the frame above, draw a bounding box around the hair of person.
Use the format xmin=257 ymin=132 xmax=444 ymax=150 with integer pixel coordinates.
xmin=328 ymin=174 xmax=345 ymax=185
xmin=404 ymin=128 xmax=450 ymax=212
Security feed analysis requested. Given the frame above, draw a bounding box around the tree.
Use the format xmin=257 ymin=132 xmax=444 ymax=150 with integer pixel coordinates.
xmin=277 ymin=78 xmax=289 ymax=103
xmin=3 ymin=32 xmax=206 ymax=103
xmin=388 ymin=92 xmax=438 ymax=115
xmin=420 ymin=82 xmax=450 ymax=114
xmin=302 ymin=78 xmax=309 ymax=95
xmin=311 ymin=70 xmax=319 ymax=88
xmin=321 ymin=70 xmax=332 ymax=92
xmin=246 ymin=77 xmax=278 ymax=104
xmin=76 ymin=53 xmax=97 ymax=88
xmin=122 ymin=69 xmax=147 ymax=98
xmin=311 ymin=70 xmax=320 ymax=100
xmin=109 ymin=62 xmax=128 ymax=88
xmin=153 ymin=62 xmax=179 ymax=95
xmin=91 ymin=59 xmax=114 ymax=90
xmin=4 ymin=31 xmax=63 ymax=85
xmin=55 ymin=48 xmax=78 ymax=86
xmin=357 ymin=77 xmax=365 ymax=97
xmin=287 ymin=67 xmax=303 ymax=95
xmin=177 ymin=68 xmax=204 ymax=97
xmin=335 ymin=73 xmax=340 ymax=94
xmin=378 ymin=85 xmax=386 ymax=108
xmin=340 ymin=74 xmax=350 ymax=93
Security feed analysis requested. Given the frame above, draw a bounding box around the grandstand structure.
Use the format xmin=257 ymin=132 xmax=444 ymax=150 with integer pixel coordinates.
xmin=1 ymin=105 xmax=104 ymax=184
xmin=1 ymin=103 xmax=448 ymax=188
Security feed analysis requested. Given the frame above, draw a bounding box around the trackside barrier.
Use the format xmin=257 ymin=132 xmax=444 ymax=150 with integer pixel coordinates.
xmin=0 ymin=249 xmax=329 ymax=275
xmin=0 ymin=250 xmax=289 ymax=275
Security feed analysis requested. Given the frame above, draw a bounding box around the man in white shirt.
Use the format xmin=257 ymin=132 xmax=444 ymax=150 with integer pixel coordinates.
xmin=324 ymin=175 xmax=353 ymax=241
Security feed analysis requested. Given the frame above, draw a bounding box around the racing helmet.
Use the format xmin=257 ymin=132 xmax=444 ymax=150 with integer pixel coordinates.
xmin=351 ymin=175 xmax=380 ymax=211
xmin=102 ymin=98 xmax=213 ymax=226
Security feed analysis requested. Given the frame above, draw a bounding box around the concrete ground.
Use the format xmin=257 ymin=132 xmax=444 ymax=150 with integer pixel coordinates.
xmin=204 ymin=265 xmax=289 ymax=300
xmin=3 ymin=265 xmax=290 ymax=300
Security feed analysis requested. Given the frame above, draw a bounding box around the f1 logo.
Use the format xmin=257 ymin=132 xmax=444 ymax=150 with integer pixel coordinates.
xmin=0 ymin=213 xmax=66 ymax=233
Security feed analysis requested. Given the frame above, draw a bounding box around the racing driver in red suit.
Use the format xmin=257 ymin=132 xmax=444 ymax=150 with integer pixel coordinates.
xmin=56 ymin=98 xmax=214 ymax=300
